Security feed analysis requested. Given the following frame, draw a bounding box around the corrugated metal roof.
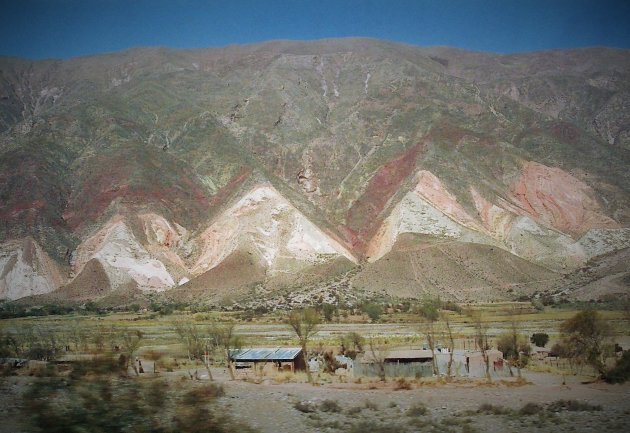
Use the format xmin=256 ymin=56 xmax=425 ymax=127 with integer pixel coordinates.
xmin=385 ymin=350 xmax=434 ymax=360
xmin=271 ymin=348 xmax=302 ymax=360
xmin=359 ymin=349 xmax=434 ymax=363
xmin=229 ymin=347 xmax=302 ymax=361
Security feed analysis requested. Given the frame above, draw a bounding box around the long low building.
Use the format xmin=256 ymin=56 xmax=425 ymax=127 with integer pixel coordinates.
xmin=355 ymin=348 xmax=505 ymax=378
xmin=229 ymin=347 xmax=306 ymax=372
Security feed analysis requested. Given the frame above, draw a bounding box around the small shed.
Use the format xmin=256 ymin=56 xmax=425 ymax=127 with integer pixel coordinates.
xmin=229 ymin=347 xmax=305 ymax=372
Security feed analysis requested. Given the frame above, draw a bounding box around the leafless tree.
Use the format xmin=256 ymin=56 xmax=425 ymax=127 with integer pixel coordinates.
xmin=367 ymin=335 xmax=388 ymax=381
xmin=173 ymin=321 xmax=205 ymax=361
xmin=507 ymin=307 xmax=527 ymax=378
xmin=418 ymin=298 xmax=440 ymax=376
xmin=209 ymin=323 xmax=243 ymax=380
xmin=175 ymin=321 xmax=218 ymax=380
xmin=286 ymin=308 xmax=320 ymax=384
xmin=471 ymin=310 xmax=492 ymax=382
xmin=442 ymin=312 xmax=455 ymax=378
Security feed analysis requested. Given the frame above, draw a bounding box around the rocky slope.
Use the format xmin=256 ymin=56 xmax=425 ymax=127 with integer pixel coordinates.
xmin=1 ymin=39 xmax=629 ymax=303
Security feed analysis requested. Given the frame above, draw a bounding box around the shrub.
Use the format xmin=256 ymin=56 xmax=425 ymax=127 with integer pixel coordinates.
xmin=24 ymin=369 xmax=252 ymax=433
xmin=441 ymin=301 xmax=463 ymax=314
xmin=406 ymin=403 xmax=427 ymax=417
xmin=363 ymin=303 xmax=383 ymax=322
xmin=417 ymin=298 xmax=440 ymax=321
xmin=364 ymin=400 xmax=379 ymax=411
xmin=183 ymin=384 xmax=225 ymax=403
xmin=346 ymin=405 xmax=362 ymax=415
xmin=530 ymin=333 xmax=550 ymax=347
xmin=319 ymin=399 xmax=342 ymax=413
xmin=547 ymin=399 xmax=602 ymax=412
xmin=394 ymin=377 xmax=412 ymax=390
xmin=605 ymin=350 xmax=630 ymax=384
xmin=347 ymin=422 xmax=401 ymax=433
xmin=519 ymin=402 xmax=544 ymax=415
xmin=321 ymin=304 xmax=335 ymax=322
xmin=477 ymin=403 xmax=511 ymax=415
xmin=294 ymin=400 xmax=316 ymax=413
xmin=531 ymin=299 xmax=545 ymax=311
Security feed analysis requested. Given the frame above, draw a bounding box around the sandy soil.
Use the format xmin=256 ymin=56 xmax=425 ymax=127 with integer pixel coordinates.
xmin=2 ymin=366 xmax=628 ymax=433
xmin=211 ymin=369 xmax=630 ymax=433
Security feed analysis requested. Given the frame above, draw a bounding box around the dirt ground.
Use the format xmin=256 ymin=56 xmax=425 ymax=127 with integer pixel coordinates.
xmin=1 ymin=366 xmax=629 ymax=433
xmin=209 ymin=368 xmax=630 ymax=433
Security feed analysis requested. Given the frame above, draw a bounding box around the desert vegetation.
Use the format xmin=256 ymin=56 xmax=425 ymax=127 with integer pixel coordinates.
xmin=0 ymin=300 xmax=629 ymax=433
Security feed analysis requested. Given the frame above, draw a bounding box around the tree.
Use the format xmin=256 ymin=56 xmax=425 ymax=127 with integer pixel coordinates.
xmin=442 ymin=312 xmax=456 ymax=378
xmin=340 ymin=332 xmax=364 ymax=359
xmin=208 ymin=323 xmax=242 ymax=380
xmin=144 ymin=350 xmax=163 ymax=374
xmin=0 ymin=325 xmax=17 ymax=358
xmin=173 ymin=321 xmax=205 ymax=361
xmin=530 ymin=333 xmax=550 ymax=348
xmin=621 ymin=299 xmax=630 ymax=324
xmin=68 ymin=321 xmax=89 ymax=352
xmin=174 ymin=321 xmax=223 ymax=380
xmin=418 ymin=298 xmax=440 ymax=376
xmin=363 ymin=303 xmax=382 ymax=322
xmin=604 ymin=350 xmax=630 ymax=384
xmin=471 ymin=310 xmax=492 ymax=382
xmin=119 ymin=329 xmax=143 ymax=376
xmin=559 ymin=310 xmax=610 ymax=376
xmin=367 ymin=335 xmax=388 ymax=381
xmin=321 ymin=304 xmax=335 ymax=322
xmin=286 ymin=308 xmax=320 ymax=384
xmin=497 ymin=332 xmax=530 ymax=376
xmin=500 ymin=308 xmax=530 ymax=378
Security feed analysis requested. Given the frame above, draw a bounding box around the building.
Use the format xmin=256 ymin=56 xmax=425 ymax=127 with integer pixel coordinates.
xmin=229 ymin=347 xmax=305 ymax=373
xmin=355 ymin=348 xmax=506 ymax=378
xmin=355 ymin=349 xmax=434 ymax=378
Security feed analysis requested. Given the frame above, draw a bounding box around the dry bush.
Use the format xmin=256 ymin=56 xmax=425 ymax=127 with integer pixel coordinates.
xmin=319 ymin=399 xmax=342 ymax=413
xmin=477 ymin=403 xmax=511 ymax=415
xmin=273 ymin=372 xmax=295 ymax=383
xmin=293 ymin=400 xmax=317 ymax=413
xmin=183 ymin=383 xmax=225 ymax=402
xmin=394 ymin=377 xmax=412 ymax=390
xmin=364 ymin=400 xmax=379 ymax=411
xmin=23 ymin=358 xmax=253 ymax=433
xmin=406 ymin=403 xmax=428 ymax=417
xmin=547 ymin=399 xmax=602 ymax=412
xmin=347 ymin=421 xmax=401 ymax=433
xmin=346 ymin=405 xmax=362 ymax=415
xmin=519 ymin=402 xmax=544 ymax=416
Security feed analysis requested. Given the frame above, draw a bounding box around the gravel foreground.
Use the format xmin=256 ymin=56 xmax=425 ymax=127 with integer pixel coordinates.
xmin=2 ymin=368 xmax=629 ymax=433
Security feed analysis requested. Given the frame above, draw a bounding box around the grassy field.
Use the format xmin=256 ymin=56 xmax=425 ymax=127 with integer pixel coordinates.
xmin=2 ymin=302 xmax=628 ymax=364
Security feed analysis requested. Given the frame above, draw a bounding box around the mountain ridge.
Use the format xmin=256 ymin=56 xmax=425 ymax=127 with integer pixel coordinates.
xmin=1 ymin=39 xmax=629 ymax=303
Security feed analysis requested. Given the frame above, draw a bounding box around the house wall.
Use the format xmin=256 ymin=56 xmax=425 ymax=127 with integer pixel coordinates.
xmin=354 ymin=361 xmax=434 ymax=378
xmin=355 ymin=352 xmax=510 ymax=379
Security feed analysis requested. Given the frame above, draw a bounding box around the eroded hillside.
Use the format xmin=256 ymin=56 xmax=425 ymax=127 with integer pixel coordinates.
xmin=1 ymin=39 xmax=629 ymax=303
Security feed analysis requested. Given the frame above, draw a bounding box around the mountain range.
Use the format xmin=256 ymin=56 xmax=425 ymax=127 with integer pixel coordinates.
xmin=1 ymin=39 xmax=629 ymax=305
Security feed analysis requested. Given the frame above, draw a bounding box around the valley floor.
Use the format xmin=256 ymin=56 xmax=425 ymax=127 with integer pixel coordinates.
xmin=212 ymin=369 xmax=630 ymax=433
xmin=2 ymin=368 xmax=629 ymax=433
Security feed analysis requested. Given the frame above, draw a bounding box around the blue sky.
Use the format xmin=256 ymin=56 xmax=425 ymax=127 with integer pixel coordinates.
xmin=1 ymin=0 xmax=629 ymax=59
